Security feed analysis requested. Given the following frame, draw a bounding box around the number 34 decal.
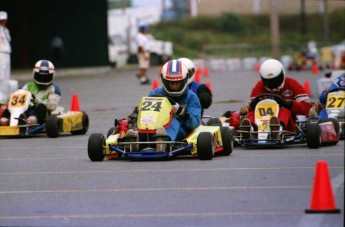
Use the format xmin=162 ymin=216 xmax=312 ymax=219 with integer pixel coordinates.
xmin=9 ymin=94 xmax=29 ymax=108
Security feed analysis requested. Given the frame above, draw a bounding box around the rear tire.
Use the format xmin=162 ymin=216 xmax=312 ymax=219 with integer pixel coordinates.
xmin=306 ymin=124 xmax=321 ymax=149
xmin=197 ymin=132 xmax=214 ymax=160
xmin=88 ymin=133 xmax=105 ymax=161
xmin=207 ymin=118 xmax=222 ymax=126
xmin=219 ymin=127 xmax=233 ymax=156
xmin=46 ymin=115 xmax=61 ymax=138
xmin=71 ymin=111 xmax=89 ymax=135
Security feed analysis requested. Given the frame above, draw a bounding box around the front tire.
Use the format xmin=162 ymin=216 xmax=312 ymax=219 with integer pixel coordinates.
xmin=306 ymin=124 xmax=321 ymax=149
xmin=88 ymin=133 xmax=105 ymax=161
xmin=46 ymin=115 xmax=61 ymax=138
xmin=197 ymin=132 xmax=214 ymax=160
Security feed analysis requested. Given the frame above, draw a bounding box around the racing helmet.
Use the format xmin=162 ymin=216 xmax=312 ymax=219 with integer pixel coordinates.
xmin=259 ymin=59 xmax=285 ymax=92
xmin=178 ymin=57 xmax=195 ymax=85
xmin=161 ymin=59 xmax=189 ymax=97
xmin=33 ymin=60 xmax=55 ymax=86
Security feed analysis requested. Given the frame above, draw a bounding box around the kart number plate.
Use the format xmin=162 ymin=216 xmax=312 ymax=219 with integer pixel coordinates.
xmin=8 ymin=93 xmax=30 ymax=108
xmin=326 ymin=91 xmax=345 ymax=110
xmin=255 ymin=103 xmax=278 ymax=121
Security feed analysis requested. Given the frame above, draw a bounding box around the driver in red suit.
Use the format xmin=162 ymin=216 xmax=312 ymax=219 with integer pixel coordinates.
xmin=241 ymin=59 xmax=312 ymax=138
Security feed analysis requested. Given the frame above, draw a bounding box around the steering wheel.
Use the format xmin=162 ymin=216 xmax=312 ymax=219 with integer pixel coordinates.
xmin=250 ymin=93 xmax=286 ymax=108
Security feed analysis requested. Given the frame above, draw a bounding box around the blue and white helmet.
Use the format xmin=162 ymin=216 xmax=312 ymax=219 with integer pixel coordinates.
xmin=161 ymin=59 xmax=189 ymax=97
xmin=33 ymin=60 xmax=55 ymax=85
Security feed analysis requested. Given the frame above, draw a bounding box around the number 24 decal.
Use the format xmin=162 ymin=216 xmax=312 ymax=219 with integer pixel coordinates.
xmin=142 ymin=101 xmax=162 ymax=111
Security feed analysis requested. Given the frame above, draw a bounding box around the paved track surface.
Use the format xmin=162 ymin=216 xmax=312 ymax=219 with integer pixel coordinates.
xmin=1 ymin=66 xmax=343 ymax=226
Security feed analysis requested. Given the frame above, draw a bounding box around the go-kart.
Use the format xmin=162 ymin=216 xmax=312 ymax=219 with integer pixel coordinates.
xmin=319 ymin=89 xmax=345 ymax=139
xmin=0 ymin=89 xmax=89 ymax=138
xmin=234 ymin=94 xmax=339 ymax=149
xmin=88 ymin=95 xmax=233 ymax=161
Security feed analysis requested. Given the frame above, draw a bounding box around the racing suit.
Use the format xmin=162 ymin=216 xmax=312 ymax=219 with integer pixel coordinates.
xmin=318 ymin=75 xmax=345 ymax=118
xmin=247 ymin=77 xmax=311 ymax=132
xmin=189 ymin=81 xmax=212 ymax=117
xmin=148 ymin=87 xmax=201 ymax=141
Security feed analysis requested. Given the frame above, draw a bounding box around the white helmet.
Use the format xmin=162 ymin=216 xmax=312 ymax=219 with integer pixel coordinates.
xmin=161 ymin=59 xmax=189 ymax=97
xmin=178 ymin=57 xmax=195 ymax=85
xmin=259 ymin=59 xmax=285 ymax=92
xmin=33 ymin=60 xmax=55 ymax=86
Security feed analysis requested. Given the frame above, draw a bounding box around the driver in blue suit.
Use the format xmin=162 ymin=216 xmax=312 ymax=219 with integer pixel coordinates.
xmin=149 ymin=59 xmax=201 ymax=141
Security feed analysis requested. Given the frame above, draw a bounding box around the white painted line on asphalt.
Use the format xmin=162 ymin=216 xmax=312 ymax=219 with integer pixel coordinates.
xmin=0 ymin=166 xmax=343 ymax=175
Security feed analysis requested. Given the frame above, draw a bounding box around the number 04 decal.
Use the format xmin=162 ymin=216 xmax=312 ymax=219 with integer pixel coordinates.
xmin=141 ymin=101 xmax=162 ymax=111
xmin=258 ymin=107 xmax=274 ymax=117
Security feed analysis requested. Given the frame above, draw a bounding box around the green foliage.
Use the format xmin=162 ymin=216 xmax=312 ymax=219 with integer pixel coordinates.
xmin=218 ymin=13 xmax=243 ymax=33
xmin=153 ymin=10 xmax=345 ymax=58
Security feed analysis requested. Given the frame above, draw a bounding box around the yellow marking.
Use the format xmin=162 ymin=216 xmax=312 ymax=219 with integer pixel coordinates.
xmin=8 ymin=93 xmax=29 ymax=108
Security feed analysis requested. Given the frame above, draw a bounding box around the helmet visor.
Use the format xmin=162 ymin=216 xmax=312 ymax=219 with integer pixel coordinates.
xmin=34 ymin=72 xmax=53 ymax=85
xmin=162 ymin=76 xmax=188 ymax=94
xmin=261 ymin=70 xmax=284 ymax=90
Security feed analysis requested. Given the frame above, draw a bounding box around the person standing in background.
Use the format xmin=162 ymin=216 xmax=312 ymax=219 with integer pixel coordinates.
xmin=136 ymin=25 xmax=150 ymax=85
xmin=50 ymin=35 xmax=64 ymax=67
xmin=0 ymin=11 xmax=11 ymax=103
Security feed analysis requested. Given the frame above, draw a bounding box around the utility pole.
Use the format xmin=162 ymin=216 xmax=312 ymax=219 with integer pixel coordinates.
xmin=270 ymin=0 xmax=280 ymax=59
xmin=322 ymin=0 xmax=330 ymax=42
xmin=300 ymin=0 xmax=306 ymax=36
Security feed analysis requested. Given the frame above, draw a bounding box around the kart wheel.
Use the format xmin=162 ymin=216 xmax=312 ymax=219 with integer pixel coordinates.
xmin=219 ymin=127 xmax=233 ymax=156
xmin=71 ymin=111 xmax=89 ymax=135
xmin=88 ymin=133 xmax=105 ymax=161
xmin=46 ymin=115 xmax=61 ymax=138
xmin=318 ymin=118 xmax=340 ymax=144
xmin=306 ymin=123 xmax=321 ymax=149
xmin=207 ymin=117 xmax=222 ymax=126
xmin=197 ymin=132 xmax=214 ymax=160
xmin=107 ymin=127 xmax=118 ymax=138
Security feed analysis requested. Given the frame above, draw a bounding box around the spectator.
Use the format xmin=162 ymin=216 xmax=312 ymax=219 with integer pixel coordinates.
xmin=0 ymin=11 xmax=11 ymax=103
xmin=136 ymin=25 xmax=150 ymax=85
xmin=50 ymin=35 xmax=64 ymax=67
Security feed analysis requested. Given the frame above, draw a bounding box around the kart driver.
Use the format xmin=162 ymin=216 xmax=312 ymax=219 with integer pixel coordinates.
xmin=178 ymin=57 xmax=212 ymax=117
xmin=125 ymin=59 xmax=201 ymax=148
xmin=240 ymin=58 xmax=312 ymax=139
xmin=0 ymin=60 xmax=61 ymax=126
xmin=309 ymin=73 xmax=345 ymax=119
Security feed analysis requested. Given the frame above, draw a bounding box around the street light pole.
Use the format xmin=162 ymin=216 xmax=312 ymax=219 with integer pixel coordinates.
xmin=270 ymin=0 xmax=280 ymax=59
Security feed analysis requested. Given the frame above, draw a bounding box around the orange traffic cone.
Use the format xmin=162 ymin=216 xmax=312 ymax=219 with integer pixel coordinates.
xmin=152 ymin=79 xmax=159 ymax=90
xmin=194 ymin=67 xmax=201 ymax=83
xmin=254 ymin=63 xmax=260 ymax=72
xmin=303 ymin=80 xmax=311 ymax=96
xmin=312 ymin=63 xmax=319 ymax=75
xmin=305 ymin=160 xmax=340 ymax=213
xmin=206 ymin=82 xmax=212 ymax=92
xmin=203 ymin=66 xmax=209 ymax=77
xmin=70 ymin=93 xmax=80 ymax=111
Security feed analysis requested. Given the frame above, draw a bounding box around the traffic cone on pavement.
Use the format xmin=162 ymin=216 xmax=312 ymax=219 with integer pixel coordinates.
xmin=206 ymin=82 xmax=212 ymax=92
xmin=194 ymin=67 xmax=201 ymax=83
xmin=254 ymin=63 xmax=260 ymax=72
xmin=203 ymin=66 xmax=209 ymax=77
xmin=312 ymin=63 xmax=319 ymax=75
xmin=152 ymin=79 xmax=159 ymax=90
xmin=70 ymin=93 xmax=80 ymax=111
xmin=305 ymin=160 xmax=341 ymax=213
xmin=303 ymin=80 xmax=311 ymax=96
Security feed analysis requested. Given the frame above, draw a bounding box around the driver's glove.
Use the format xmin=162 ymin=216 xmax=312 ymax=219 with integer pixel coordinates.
xmin=172 ymin=103 xmax=186 ymax=118
xmin=283 ymin=100 xmax=293 ymax=109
